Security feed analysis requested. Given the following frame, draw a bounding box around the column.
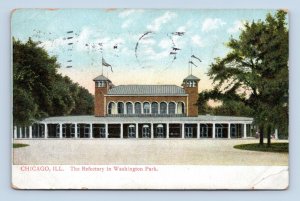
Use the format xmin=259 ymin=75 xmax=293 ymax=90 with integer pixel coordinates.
xmin=166 ymin=103 xmax=169 ymax=114
xmin=59 ymin=123 xmax=63 ymax=139
xmin=151 ymin=123 xmax=154 ymax=139
xmin=166 ymin=124 xmax=169 ymax=138
xmin=105 ymin=124 xmax=108 ymax=138
xmin=197 ymin=124 xmax=200 ymax=139
xmin=19 ymin=127 xmax=22 ymax=138
xmin=135 ymin=123 xmax=138 ymax=138
xmin=158 ymin=104 xmax=160 ymax=114
xmin=13 ymin=126 xmax=17 ymax=139
xmin=228 ymin=123 xmax=231 ymax=139
xmin=181 ymin=123 xmax=185 ymax=139
xmin=74 ymin=123 xmax=78 ymax=138
xmin=275 ymin=129 xmax=278 ymax=140
xmin=24 ymin=127 xmax=27 ymax=138
xmin=120 ymin=123 xmax=123 ymax=139
xmin=243 ymin=123 xmax=247 ymax=138
xmin=212 ymin=123 xmax=216 ymax=139
xmin=29 ymin=126 xmax=32 ymax=139
xmin=44 ymin=124 xmax=48 ymax=138
xmin=90 ymin=123 xmax=93 ymax=138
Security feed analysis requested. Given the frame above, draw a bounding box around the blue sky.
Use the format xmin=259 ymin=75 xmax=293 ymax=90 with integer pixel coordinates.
xmin=11 ymin=9 xmax=278 ymax=94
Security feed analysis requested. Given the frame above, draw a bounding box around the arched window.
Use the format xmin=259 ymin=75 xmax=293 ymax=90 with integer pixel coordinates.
xmin=168 ymin=102 xmax=176 ymax=114
xmin=143 ymin=102 xmax=150 ymax=114
xmin=117 ymin=102 xmax=124 ymax=114
xmin=96 ymin=81 xmax=105 ymax=87
xmin=135 ymin=102 xmax=142 ymax=114
xmin=151 ymin=102 xmax=158 ymax=114
xmin=177 ymin=102 xmax=185 ymax=114
xmin=108 ymin=102 xmax=114 ymax=114
xmin=126 ymin=102 xmax=133 ymax=114
xmin=160 ymin=102 xmax=167 ymax=114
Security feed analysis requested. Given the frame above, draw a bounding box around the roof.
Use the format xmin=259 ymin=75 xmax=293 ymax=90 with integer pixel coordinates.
xmin=38 ymin=115 xmax=253 ymax=124
xmin=183 ymin=74 xmax=200 ymax=81
xmin=93 ymin=75 xmax=111 ymax=82
xmin=107 ymin=85 xmax=186 ymax=96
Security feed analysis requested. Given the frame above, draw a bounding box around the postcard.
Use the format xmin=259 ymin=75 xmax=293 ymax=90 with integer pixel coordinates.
xmin=11 ymin=8 xmax=289 ymax=189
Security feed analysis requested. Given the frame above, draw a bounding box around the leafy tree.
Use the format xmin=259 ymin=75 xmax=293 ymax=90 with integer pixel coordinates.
xmin=199 ymin=10 xmax=288 ymax=145
xmin=13 ymin=38 xmax=94 ymax=126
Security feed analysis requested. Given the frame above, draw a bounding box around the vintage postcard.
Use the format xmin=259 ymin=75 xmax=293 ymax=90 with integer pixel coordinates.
xmin=11 ymin=9 xmax=289 ymax=189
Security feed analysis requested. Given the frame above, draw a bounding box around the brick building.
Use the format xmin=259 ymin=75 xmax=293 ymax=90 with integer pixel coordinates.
xmin=93 ymin=74 xmax=200 ymax=117
xmin=13 ymin=73 xmax=254 ymax=140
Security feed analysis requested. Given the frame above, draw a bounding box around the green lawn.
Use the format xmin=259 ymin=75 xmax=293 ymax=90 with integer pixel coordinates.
xmin=234 ymin=143 xmax=289 ymax=153
xmin=13 ymin=143 xmax=29 ymax=148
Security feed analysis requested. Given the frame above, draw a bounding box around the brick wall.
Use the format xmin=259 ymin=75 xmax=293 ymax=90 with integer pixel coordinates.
xmin=94 ymin=85 xmax=199 ymax=117
xmin=183 ymin=86 xmax=199 ymax=117
xmin=106 ymin=96 xmax=187 ymax=103
xmin=94 ymin=86 xmax=108 ymax=116
xmin=103 ymin=96 xmax=187 ymax=115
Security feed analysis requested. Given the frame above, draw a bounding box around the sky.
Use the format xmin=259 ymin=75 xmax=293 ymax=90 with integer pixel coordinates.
xmin=11 ymin=9 xmax=277 ymax=94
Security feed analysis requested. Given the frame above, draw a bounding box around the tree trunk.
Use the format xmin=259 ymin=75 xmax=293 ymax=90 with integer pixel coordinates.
xmin=267 ymin=124 xmax=271 ymax=147
xmin=259 ymin=125 xmax=264 ymax=145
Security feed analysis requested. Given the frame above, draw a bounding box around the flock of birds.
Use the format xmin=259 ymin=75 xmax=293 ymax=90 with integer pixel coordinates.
xmin=31 ymin=29 xmax=202 ymax=71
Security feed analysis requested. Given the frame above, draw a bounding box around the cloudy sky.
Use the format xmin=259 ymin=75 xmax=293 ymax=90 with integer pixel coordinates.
xmin=11 ymin=9 xmax=276 ymax=94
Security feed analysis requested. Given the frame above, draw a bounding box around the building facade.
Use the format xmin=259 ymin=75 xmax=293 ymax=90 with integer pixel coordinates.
xmin=93 ymin=74 xmax=200 ymax=117
xmin=13 ymin=74 xmax=254 ymax=139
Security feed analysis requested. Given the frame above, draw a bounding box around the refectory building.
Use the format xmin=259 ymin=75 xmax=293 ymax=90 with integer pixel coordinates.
xmin=13 ymin=74 xmax=253 ymax=139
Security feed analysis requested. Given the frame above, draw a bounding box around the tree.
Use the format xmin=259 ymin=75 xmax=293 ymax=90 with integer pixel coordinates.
xmin=199 ymin=10 xmax=288 ymax=145
xmin=13 ymin=38 xmax=94 ymax=126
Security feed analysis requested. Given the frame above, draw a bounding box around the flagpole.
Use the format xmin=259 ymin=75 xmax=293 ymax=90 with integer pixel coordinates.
xmin=101 ymin=53 xmax=103 ymax=76
xmin=190 ymin=48 xmax=193 ymax=75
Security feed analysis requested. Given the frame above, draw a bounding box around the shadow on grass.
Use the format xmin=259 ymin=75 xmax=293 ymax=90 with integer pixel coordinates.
xmin=234 ymin=143 xmax=288 ymax=153
xmin=13 ymin=143 xmax=29 ymax=148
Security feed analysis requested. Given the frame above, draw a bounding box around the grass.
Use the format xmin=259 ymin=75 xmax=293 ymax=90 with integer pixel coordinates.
xmin=13 ymin=143 xmax=29 ymax=148
xmin=234 ymin=142 xmax=289 ymax=153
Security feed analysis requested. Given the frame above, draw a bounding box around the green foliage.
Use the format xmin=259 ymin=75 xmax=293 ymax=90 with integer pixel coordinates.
xmin=199 ymin=10 xmax=288 ymax=138
xmin=13 ymin=143 xmax=30 ymax=148
xmin=234 ymin=143 xmax=288 ymax=153
xmin=13 ymin=38 xmax=94 ymax=126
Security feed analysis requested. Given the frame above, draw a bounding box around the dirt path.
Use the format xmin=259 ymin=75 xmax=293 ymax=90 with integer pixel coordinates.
xmin=13 ymin=139 xmax=288 ymax=165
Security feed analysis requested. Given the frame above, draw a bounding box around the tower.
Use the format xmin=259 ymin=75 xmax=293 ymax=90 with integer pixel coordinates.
xmin=182 ymin=74 xmax=200 ymax=117
xmin=93 ymin=75 xmax=112 ymax=117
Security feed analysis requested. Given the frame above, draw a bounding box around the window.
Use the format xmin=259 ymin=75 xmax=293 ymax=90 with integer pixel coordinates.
xmin=177 ymin=102 xmax=185 ymax=114
xmin=200 ymin=125 xmax=208 ymax=138
xmin=160 ymin=102 xmax=167 ymax=114
xmin=100 ymin=127 xmax=106 ymax=138
xmin=128 ymin=125 xmax=135 ymax=138
xmin=156 ymin=124 xmax=164 ymax=138
xmin=135 ymin=102 xmax=142 ymax=114
xmin=117 ymin=102 xmax=124 ymax=114
xmin=71 ymin=124 xmax=75 ymax=138
xmin=143 ymin=102 xmax=150 ymax=114
xmin=151 ymin=102 xmax=158 ymax=114
xmin=187 ymin=81 xmax=196 ymax=87
xmin=142 ymin=125 xmax=150 ymax=138
xmin=56 ymin=124 xmax=60 ymax=138
xmin=84 ymin=125 xmax=90 ymax=138
xmin=108 ymin=102 xmax=114 ymax=114
xmin=185 ymin=127 xmax=193 ymax=138
xmin=168 ymin=102 xmax=176 ymax=114
xmin=231 ymin=124 xmax=237 ymax=138
xmin=126 ymin=102 xmax=133 ymax=114
xmin=96 ymin=81 xmax=105 ymax=87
